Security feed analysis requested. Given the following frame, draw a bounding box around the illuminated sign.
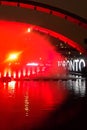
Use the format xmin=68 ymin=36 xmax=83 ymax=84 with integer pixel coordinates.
xmin=58 ymin=59 xmax=86 ymax=71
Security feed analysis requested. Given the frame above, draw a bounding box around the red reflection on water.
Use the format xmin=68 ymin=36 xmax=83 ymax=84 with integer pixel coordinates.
xmin=0 ymin=81 xmax=68 ymax=130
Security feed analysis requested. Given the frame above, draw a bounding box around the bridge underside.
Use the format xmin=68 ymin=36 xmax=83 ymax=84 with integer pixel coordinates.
xmin=0 ymin=1 xmax=87 ymax=55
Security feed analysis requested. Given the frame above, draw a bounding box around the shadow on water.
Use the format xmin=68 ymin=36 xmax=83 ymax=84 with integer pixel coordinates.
xmin=33 ymin=77 xmax=87 ymax=130
xmin=36 ymin=96 xmax=87 ymax=130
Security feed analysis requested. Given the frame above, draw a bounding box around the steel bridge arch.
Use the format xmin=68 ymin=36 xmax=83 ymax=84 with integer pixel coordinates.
xmin=0 ymin=0 xmax=87 ymax=54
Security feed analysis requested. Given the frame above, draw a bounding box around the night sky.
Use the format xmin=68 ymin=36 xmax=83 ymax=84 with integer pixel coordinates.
xmin=31 ymin=0 xmax=87 ymax=19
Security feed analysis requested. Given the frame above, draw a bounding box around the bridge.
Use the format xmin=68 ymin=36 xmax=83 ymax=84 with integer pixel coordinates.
xmin=0 ymin=0 xmax=87 ymax=55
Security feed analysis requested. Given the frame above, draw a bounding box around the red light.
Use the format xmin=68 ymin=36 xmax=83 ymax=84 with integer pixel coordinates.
xmin=0 ymin=20 xmax=86 ymax=78
xmin=1 ymin=1 xmax=17 ymax=6
xmin=27 ymin=70 xmax=30 ymax=76
xmin=13 ymin=72 xmax=16 ymax=78
xmin=18 ymin=71 xmax=21 ymax=78
xmin=20 ymin=3 xmax=34 ymax=9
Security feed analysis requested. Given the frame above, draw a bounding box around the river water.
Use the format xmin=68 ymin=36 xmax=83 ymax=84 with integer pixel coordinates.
xmin=0 ymin=75 xmax=86 ymax=130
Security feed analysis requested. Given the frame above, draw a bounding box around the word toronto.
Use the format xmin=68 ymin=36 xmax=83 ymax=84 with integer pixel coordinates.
xmin=58 ymin=59 xmax=86 ymax=71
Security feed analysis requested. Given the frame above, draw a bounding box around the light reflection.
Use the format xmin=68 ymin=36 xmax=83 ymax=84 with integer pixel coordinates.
xmin=8 ymin=80 xmax=16 ymax=89
xmin=3 ymin=82 xmax=7 ymax=89
xmin=0 ymin=72 xmax=1 ymax=78
xmin=37 ymin=67 xmax=40 ymax=73
xmin=24 ymin=91 xmax=29 ymax=117
xmin=18 ymin=81 xmax=20 ymax=88
xmin=67 ymin=75 xmax=86 ymax=96
xmin=0 ymin=77 xmax=86 ymax=130
xmin=4 ymin=82 xmax=6 ymax=86
xmin=8 ymin=80 xmax=16 ymax=96
xmin=32 ymin=68 xmax=35 ymax=74
xmin=42 ymin=67 xmax=45 ymax=71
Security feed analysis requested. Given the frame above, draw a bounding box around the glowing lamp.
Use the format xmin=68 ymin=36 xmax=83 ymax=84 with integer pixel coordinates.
xmin=6 ymin=52 xmax=22 ymax=62
xmin=27 ymin=28 xmax=31 ymax=32
xmin=9 ymin=54 xmax=18 ymax=60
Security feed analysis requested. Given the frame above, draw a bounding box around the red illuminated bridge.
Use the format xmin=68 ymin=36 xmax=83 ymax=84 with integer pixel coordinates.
xmin=0 ymin=0 xmax=87 ymax=79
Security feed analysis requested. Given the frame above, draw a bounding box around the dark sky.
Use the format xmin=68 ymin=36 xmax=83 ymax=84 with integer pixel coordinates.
xmin=31 ymin=0 xmax=87 ymax=19
xmin=1 ymin=0 xmax=87 ymax=19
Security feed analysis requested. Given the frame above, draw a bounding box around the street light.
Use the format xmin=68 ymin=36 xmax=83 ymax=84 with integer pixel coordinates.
xmin=5 ymin=51 xmax=22 ymax=62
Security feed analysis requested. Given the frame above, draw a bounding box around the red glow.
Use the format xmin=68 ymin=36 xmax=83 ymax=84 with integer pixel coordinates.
xmin=6 ymin=52 xmax=22 ymax=62
xmin=24 ymin=81 xmax=68 ymax=126
xmin=0 ymin=20 xmax=86 ymax=77
xmin=20 ymin=3 xmax=34 ymax=9
xmin=37 ymin=6 xmax=50 ymax=13
xmin=53 ymin=11 xmax=65 ymax=18
xmin=34 ymin=26 xmax=86 ymax=54
xmin=0 ymin=81 xmax=68 ymax=129
xmin=0 ymin=20 xmax=65 ymax=63
xmin=67 ymin=16 xmax=80 ymax=24
xmin=13 ymin=71 xmax=16 ymax=79
xmin=1 ymin=1 xmax=17 ymax=6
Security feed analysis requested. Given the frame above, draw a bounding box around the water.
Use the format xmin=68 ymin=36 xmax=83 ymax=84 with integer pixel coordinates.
xmin=0 ymin=75 xmax=86 ymax=130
